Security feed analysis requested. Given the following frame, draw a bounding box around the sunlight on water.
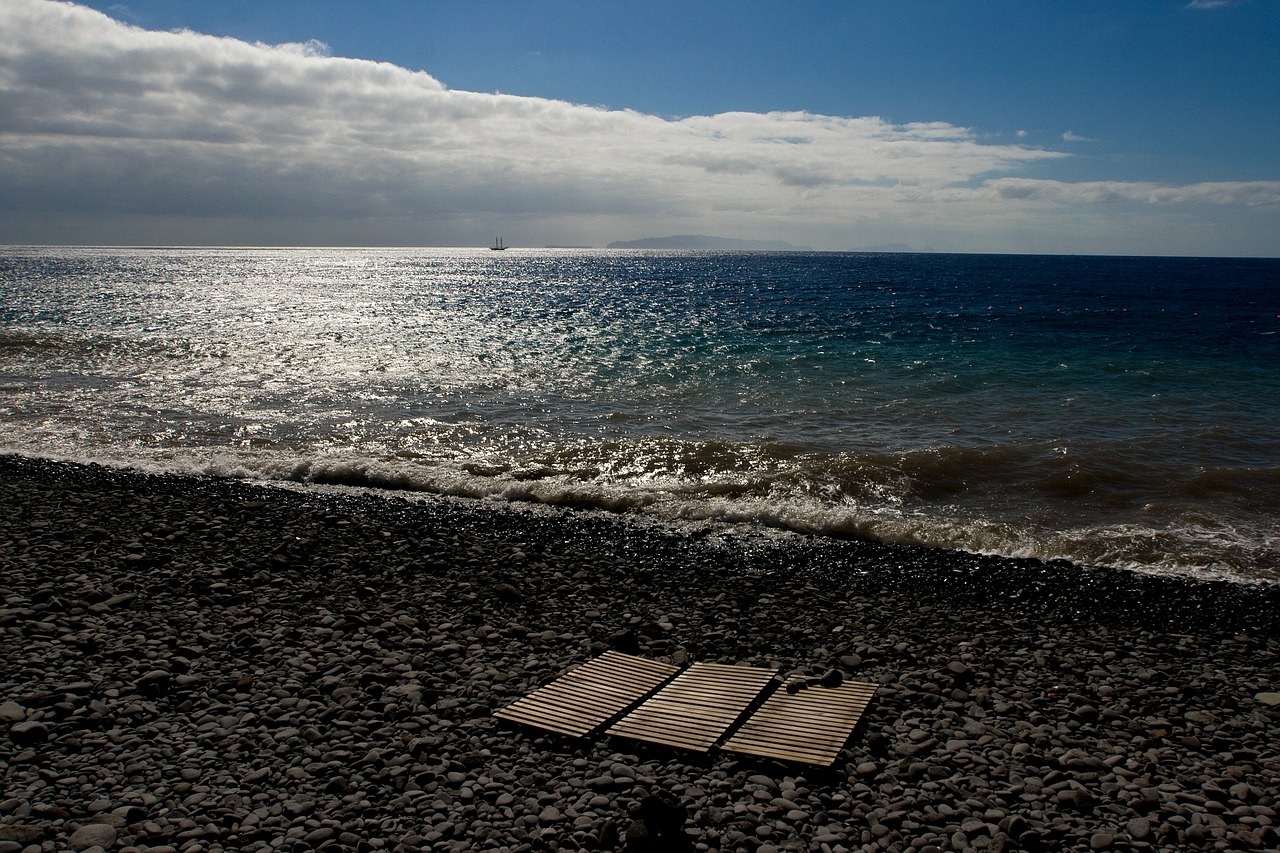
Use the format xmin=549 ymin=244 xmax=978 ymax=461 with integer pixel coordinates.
xmin=2 ymin=246 xmax=1278 ymax=581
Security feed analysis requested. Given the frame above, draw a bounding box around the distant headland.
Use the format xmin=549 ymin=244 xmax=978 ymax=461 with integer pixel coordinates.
xmin=607 ymin=235 xmax=812 ymax=251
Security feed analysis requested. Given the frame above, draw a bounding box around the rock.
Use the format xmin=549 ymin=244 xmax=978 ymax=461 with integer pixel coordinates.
xmin=596 ymin=818 xmax=619 ymax=848
xmin=68 ymin=823 xmax=117 ymax=850
xmin=493 ymin=583 xmax=523 ymax=602
xmin=946 ymin=661 xmax=976 ymax=686
xmin=839 ymin=654 xmax=863 ymax=670
xmin=0 ymin=825 xmax=45 ymax=844
xmin=637 ymin=792 xmax=686 ymax=835
xmin=1056 ymin=787 xmax=1096 ymax=813
xmin=817 ymin=668 xmax=843 ymax=688
xmin=1254 ymin=691 xmax=1280 ymax=706
xmin=624 ymin=791 xmax=690 ymax=851
xmin=136 ymin=670 xmax=172 ymax=697
xmin=1127 ymin=817 xmax=1152 ymax=840
xmin=8 ymin=721 xmax=48 ymax=745
xmin=112 ymin=805 xmax=148 ymax=823
xmin=1056 ymin=748 xmax=1108 ymax=771
xmin=609 ymin=629 xmax=640 ymax=654
xmin=0 ymin=701 xmax=24 ymax=723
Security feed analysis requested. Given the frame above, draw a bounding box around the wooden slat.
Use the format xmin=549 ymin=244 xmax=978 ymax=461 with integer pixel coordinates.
xmin=721 ymin=679 xmax=878 ymax=766
xmin=493 ymin=651 xmax=679 ymax=737
xmin=606 ymin=662 xmax=776 ymax=751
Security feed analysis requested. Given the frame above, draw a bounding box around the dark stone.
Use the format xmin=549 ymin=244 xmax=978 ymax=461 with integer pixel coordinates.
xmin=596 ymin=818 xmax=618 ymax=848
xmin=998 ymin=815 xmax=1028 ymax=838
xmin=493 ymin=583 xmax=523 ymax=603
xmin=136 ymin=670 xmax=173 ymax=697
xmin=609 ymin=629 xmax=640 ymax=655
xmin=0 ymin=824 xmax=47 ymax=844
xmin=624 ymin=792 xmax=692 ymax=851
xmin=946 ymin=661 xmax=976 ymax=686
xmin=1056 ymin=787 xmax=1096 ymax=813
xmin=8 ymin=721 xmax=48 ymax=746
xmin=817 ymin=668 xmax=843 ymax=688
xmin=989 ymin=832 xmax=1016 ymax=853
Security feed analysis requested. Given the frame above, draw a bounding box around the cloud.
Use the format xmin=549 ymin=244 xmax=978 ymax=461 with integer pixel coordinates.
xmin=1062 ymin=131 xmax=1096 ymax=143
xmin=1186 ymin=1 xmax=1236 ymax=8
xmin=0 ymin=0 xmax=1276 ymax=255
xmin=985 ymin=178 xmax=1280 ymax=207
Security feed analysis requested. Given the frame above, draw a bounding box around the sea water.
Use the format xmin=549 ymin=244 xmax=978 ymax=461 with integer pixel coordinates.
xmin=2 ymin=247 xmax=1277 ymax=582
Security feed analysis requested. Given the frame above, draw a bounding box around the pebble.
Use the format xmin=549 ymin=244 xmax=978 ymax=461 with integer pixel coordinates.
xmin=68 ymin=824 xmax=117 ymax=850
xmin=0 ymin=455 xmax=1276 ymax=852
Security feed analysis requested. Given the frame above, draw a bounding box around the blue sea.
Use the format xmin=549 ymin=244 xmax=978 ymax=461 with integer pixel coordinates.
xmin=2 ymin=247 xmax=1277 ymax=583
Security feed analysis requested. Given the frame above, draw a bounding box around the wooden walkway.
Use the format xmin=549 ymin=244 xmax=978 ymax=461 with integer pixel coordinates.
xmin=605 ymin=661 xmax=777 ymax=752
xmin=494 ymin=653 xmax=879 ymax=765
xmin=492 ymin=651 xmax=678 ymax=737
xmin=720 ymin=677 xmax=879 ymax=766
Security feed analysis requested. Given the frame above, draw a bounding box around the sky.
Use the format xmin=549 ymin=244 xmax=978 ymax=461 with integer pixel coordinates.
xmin=1 ymin=0 xmax=1278 ymax=255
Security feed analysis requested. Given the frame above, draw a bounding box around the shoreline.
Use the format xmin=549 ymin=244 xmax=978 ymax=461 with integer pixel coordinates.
xmin=2 ymin=454 xmax=1278 ymax=851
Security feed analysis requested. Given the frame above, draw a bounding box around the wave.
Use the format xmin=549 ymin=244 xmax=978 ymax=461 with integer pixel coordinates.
xmin=10 ymin=441 xmax=1273 ymax=585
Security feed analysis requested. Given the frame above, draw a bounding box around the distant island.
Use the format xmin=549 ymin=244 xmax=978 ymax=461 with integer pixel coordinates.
xmin=607 ymin=235 xmax=812 ymax=251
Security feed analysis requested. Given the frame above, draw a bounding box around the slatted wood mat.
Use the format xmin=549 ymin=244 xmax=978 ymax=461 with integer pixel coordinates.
xmin=493 ymin=651 xmax=679 ymax=737
xmin=720 ymin=678 xmax=879 ymax=766
xmin=605 ymin=661 xmax=777 ymax=752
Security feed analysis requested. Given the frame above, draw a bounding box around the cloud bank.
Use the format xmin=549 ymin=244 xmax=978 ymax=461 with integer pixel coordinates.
xmin=0 ymin=0 xmax=1276 ymax=254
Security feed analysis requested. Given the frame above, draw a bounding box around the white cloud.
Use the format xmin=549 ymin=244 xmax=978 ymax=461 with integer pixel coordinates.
xmin=1062 ymin=130 xmax=1096 ymax=143
xmin=1186 ymin=1 xmax=1236 ymax=9
xmin=0 ymin=0 xmax=1275 ymax=255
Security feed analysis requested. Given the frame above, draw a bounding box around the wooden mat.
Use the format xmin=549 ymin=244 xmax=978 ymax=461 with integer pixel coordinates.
xmin=605 ymin=661 xmax=777 ymax=751
xmin=720 ymin=678 xmax=879 ymax=766
xmin=493 ymin=650 xmax=679 ymax=737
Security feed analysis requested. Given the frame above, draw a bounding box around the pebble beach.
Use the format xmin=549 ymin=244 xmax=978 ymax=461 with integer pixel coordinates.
xmin=1 ymin=454 xmax=1278 ymax=852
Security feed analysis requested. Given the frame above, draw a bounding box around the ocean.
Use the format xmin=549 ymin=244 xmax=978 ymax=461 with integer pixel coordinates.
xmin=2 ymin=246 xmax=1277 ymax=583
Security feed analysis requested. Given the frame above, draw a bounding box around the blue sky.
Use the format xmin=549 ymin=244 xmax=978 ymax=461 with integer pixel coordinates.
xmin=2 ymin=0 xmax=1278 ymax=254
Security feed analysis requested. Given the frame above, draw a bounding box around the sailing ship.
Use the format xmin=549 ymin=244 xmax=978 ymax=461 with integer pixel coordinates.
xmin=490 ymin=237 xmax=507 ymax=251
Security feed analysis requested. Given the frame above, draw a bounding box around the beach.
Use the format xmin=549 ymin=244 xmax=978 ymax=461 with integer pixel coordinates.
xmin=1 ymin=454 xmax=1277 ymax=852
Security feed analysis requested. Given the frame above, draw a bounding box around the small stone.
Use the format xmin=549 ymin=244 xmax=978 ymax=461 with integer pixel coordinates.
xmin=1090 ymin=832 xmax=1114 ymax=849
xmin=136 ymin=670 xmax=172 ymax=697
xmin=69 ymin=823 xmax=117 ymax=850
xmin=1254 ymin=691 xmax=1280 ymax=706
xmin=1127 ymin=817 xmax=1152 ymax=839
xmin=0 ymin=701 xmax=24 ymax=723
xmin=609 ymin=629 xmax=640 ymax=655
xmin=1057 ymin=788 xmax=1096 ymax=812
xmin=817 ymin=668 xmax=843 ymax=688
xmin=839 ymin=654 xmax=863 ymax=670
xmin=494 ymin=583 xmax=523 ymax=602
xmin=8 ymin=721 xmax=48 ymax=745
xmin=946 ymin=661 xmax=976 ymax=686
xmin=1229 ymin=782 xmax=1254 ymax=802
